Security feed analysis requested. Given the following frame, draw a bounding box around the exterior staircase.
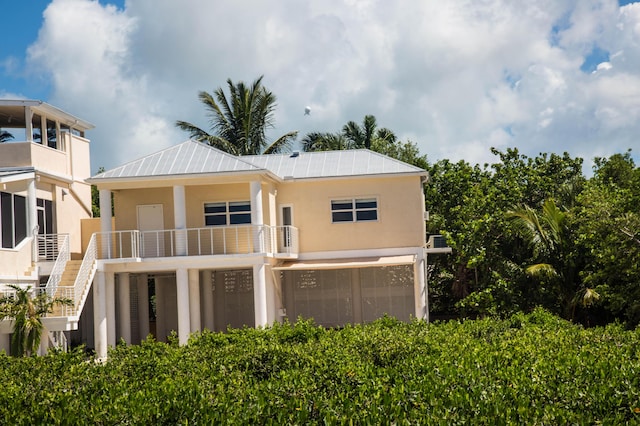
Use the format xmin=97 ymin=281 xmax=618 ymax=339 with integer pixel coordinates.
xmin=48 ymin=260 xmax=83 ymax=317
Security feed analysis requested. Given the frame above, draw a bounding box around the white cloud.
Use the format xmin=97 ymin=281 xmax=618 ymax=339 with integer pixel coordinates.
xmin=24 ymin=0 xmax=640 ymax=173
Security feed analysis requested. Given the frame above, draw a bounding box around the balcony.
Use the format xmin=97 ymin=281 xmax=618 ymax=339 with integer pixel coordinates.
xmin=94 ymin=225 xmax=299 ymax=260
xmin=0 ymin=140 xmax=68 ymax=176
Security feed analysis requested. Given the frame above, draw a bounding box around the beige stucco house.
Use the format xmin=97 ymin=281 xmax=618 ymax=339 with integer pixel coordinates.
xmin=0 ymin=100 xmax=94 ymax=354
xmin=85 ymin=140 xmax=431 ymax=358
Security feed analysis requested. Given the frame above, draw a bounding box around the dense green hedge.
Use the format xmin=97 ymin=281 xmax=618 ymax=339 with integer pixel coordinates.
xmin=0 ymin=310 xmax=639 ymax=424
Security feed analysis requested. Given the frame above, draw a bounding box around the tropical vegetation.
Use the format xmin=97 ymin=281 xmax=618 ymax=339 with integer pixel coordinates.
xmin=0 ymin=130 xmax=13 ymax=143
xmin=0 ymin=311 xmax=638 ymax=424
xmin=0 ymin=285 xmax=71 ymax=357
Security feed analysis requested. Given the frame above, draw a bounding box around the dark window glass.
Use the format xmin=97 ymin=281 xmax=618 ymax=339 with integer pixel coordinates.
xmin=1 ymin=192 xmax=13 ymax=248
xmin=331 ymin=200 xmax=352 ymax=210
xmin=205 ymin=215 xmax=227 ymax=226
xmin=14 ymin=195 xmax=27 ymax=243
xmin=229 ymin=202 xmax=251 ymax=212
xmin=356 ymin=199 xmax=377 ymax=209
xmin=356 ymin=210 xmax=377 ymax=221
xmin=332 ymin=211 xmax=353 ymax=222
xmin=230 ymin=213 xmax=252 ymax=225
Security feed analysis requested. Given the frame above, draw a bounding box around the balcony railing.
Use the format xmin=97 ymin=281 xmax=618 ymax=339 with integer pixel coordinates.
xmin=94 ymin=225 xmax=298 ymax=260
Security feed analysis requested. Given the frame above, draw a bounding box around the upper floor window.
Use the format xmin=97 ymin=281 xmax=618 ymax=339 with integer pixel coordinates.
xmin=1 ymin=192 xmax=27 ymax=249
xmin=331 ymin=198 xmax=378 ymax=223
xmin=204 ymin=201 xmax=251 ymax=226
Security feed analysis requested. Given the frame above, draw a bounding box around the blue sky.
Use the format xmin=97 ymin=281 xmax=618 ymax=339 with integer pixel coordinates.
xmin=1 ymin=0 xmax=639 ymax=173
xmin=0 ymin=0 xmax=125 ymax=99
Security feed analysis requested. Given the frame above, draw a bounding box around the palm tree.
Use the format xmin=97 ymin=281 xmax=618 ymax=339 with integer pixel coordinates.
xmin=342 ymin=115 xmax=396 ymax=149
xmin=176 ymin=76 xmax=298 ymax=155
xmin=301 ymin=132 xmax=350 ymax=152
xmin=507 ymin=199 xmax=597 ymax=319
xmin=0 ymin=285 xmax=72 ymax=356
xmin=0 ymin=130 xmax=14 ymax=143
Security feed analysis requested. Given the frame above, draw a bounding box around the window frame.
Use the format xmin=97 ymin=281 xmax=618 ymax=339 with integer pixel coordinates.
xmin=330 ymin=197 xmax=379 ymax=223
xmin=204 ymin=200 xmax=252 ymax=227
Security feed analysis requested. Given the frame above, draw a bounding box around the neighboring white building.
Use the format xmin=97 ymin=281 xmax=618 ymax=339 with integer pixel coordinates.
xmin=0 ymin=100 xmax=94 ymax=354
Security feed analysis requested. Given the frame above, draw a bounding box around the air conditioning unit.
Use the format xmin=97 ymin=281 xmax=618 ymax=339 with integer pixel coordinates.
xmin=427 ymin=234 xmax=447 ymax=249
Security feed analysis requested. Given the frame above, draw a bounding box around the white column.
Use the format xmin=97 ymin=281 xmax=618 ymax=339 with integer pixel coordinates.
xmin=253 ymin=263 xmax=268 ymax=327
xmin=173 ymin=185 xmax=187 ymax=256
xmin=99 ymin=189 xmax=112 ymax=257
xmin=415 ymin=250 xmax=428 ymax=322
xmin=137 ymin=274 xmax=150 ymax=342
xmin=250 ymin=181 xmax=264 ymax=252
xmin=188 ymin=269 xmax=201 ymax=333
xmin=202 ymin=271 xmax=215 ymax=331
xmin=27 ymin=178 xmax=37 ymax=235
xmin=27 ymin=178 xmax=38 ymax=262
xmin=176 ymin=268 xmax=190 ymax=345
xmin=41 ymin=115 xmax=48 ymax=147
xmin=118 ymin=273 xmax=131 ymax=344
xmin=25 ymin=106 xmax=33 ymax=143
xmin=93 ymin=271 xmax=108 ymax=359
xmin=106 ymin=272 xmax=116 ymax=347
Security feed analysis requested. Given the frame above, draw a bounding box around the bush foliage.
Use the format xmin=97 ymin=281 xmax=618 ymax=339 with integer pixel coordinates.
xmin=0 ymin=310 xmax=639 ymax=424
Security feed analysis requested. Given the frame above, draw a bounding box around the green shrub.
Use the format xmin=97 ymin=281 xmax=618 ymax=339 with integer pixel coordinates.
xmin=0 ymin=312 xmax=639 ymax=424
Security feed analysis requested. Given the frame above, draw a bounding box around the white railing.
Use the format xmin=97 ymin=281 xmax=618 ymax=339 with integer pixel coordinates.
xmin=37 ymin=234 xmax=69 ymax=262
xmin=94 ymin=225 xmax=298 ymax=260
xmin=48 ymin=330 xmax=68 ymax=352
xmin=42 ymin=234 xmax=70 ymax=299
xmin=42 ymin=233 xmax=98 ymax=318
xmin=68 ymin=233 xmax=98 ymax=314
xmin=275 ymin=225 xmax=299 ymax=256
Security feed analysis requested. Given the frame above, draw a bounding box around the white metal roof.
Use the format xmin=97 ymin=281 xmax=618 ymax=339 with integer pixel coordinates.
xmin=243 ymin=149 xmax=425 ymax=179
xmin=90 ymin=140 xmax=426 ymax=181
xmin=92 ymin=140 xmax=263 ymax=179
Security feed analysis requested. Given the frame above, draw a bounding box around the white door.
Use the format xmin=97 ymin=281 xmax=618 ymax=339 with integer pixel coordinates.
xmin=279 ymin=205 xmax=293 ymax=251
xmin=137 ymin=204 xmax=164 ymax=257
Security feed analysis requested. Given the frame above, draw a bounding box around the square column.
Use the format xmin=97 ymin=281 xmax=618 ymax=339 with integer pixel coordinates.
xmin=93 ymin=271 xmax=108 ymax=359
xmin=415 ymin=251 xmax=428 ymax=322
xmin=250 ymin=181 xmax=264 ymax=252
xmin=253 ymin=263 xmax=268 ymax=327
xmin=173 ymin=185 xmax=187 ymax=256
xmin=106 ymin=272 xmax=116 ymax=347
xmin=176 ymin=268 xmax=190 ymax=345
xmin=117 ymin=273 xmax=131 ymax=344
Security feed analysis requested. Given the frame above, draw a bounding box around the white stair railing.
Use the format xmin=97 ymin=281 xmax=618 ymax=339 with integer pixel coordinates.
xmin=42 ymin=234 xmax=70 ymax=299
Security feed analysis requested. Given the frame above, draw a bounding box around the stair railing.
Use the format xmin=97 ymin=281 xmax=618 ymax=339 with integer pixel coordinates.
xmin=69 ymin=233 xmax=98 ymax=317
xmin=42 ymin=234 xmax=70 ymax=299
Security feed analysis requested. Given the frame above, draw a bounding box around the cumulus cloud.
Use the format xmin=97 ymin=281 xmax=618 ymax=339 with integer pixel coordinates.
xmin=24 ymin=0 xmax=640 ymax=172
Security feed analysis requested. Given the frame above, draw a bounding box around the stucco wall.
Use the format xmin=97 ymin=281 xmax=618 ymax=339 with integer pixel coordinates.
xmin=275 ymin=175 xmax=425 ymax=252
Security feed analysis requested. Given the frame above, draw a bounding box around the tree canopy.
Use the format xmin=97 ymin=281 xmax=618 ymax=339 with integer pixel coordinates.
xmin=176 ymin=76 xmax=298 ymax=155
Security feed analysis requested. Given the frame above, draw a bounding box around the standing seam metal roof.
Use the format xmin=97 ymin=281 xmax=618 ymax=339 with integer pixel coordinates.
xmin=91 ymin=140 xmax=426 ymax=180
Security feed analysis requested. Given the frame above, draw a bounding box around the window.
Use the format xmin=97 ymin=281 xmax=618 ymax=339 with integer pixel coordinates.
xmin=204 ymin=201 xmax=251 ymax=226
xmin=331 ymin=198 xmax=378 ymax=223
xmin=1 ymin=192 xmax=27 ymax=249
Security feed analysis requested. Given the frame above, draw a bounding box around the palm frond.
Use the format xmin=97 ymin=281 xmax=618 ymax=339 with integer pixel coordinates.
xmin=525 ymin=263 xmax=557 ymax=278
